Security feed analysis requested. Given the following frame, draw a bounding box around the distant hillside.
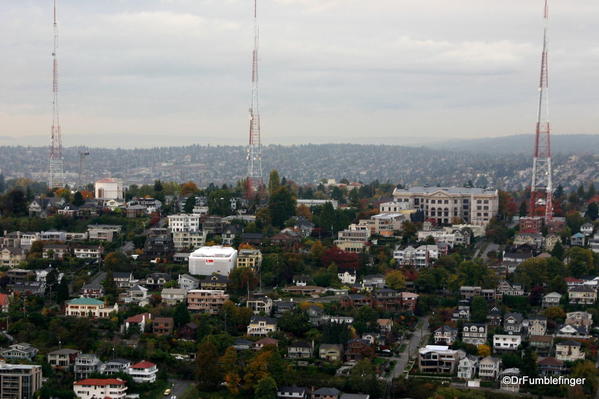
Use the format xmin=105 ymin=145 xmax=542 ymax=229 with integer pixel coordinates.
xmin=0 ymin=143 xmax=597 ymax=191
xmin=432 ymin=134 xmax=599 ymax=154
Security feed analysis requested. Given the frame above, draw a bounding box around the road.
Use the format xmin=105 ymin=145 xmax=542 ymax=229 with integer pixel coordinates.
xmin=168 ymin=379 xmax=194 ymax=399
xmin=387 ymin=315 xmax=430 ymax=381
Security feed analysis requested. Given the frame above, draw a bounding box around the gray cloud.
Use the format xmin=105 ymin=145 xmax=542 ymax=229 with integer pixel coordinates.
xmin=0 ymin=0 xmax=598 ymax=147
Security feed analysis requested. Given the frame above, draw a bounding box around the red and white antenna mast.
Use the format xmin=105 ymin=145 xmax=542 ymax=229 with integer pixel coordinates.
xmin=529 ymin=0 xmax=553 ymax=221
xmin=246 ymin=0 xmax=263 ymax=193
xmin=49 ymin=0 xmax=65 ymax=189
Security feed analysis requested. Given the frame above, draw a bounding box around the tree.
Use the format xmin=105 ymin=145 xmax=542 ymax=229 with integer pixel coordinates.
xmin=477 ymin=344 xmax=491 ymax=357
xmin=183 ymin=196 xmax=196 ymax=213
xmin=153 ymin=180 xmax=163 ymax=193
xmin=268 ymin=187 xmax=296 ymax=228
xmin=268 ymin=170 xmax=281 ymax=196
xmin=173 ymin=301 xmax=191 ymax=327
xmin=321 ymin=247 xmax=359 ymax=271
xmin=347 ymin=359 xmax=382 ymax=397
xmin=551 ymin=240 xmax=565 ymax=260
xmin=570 ymin=360 xmax=599 ymax=396
xmin=196 ymin=340 xmax=221 ymax=390
xmin=277 ymin=309 xmax=310 ymax=336
xmin=229 ymin=267 xmax=258 ymax=297
xmin=219 ymin=347 xmax=241 ymax=394
xmin=470 ymin=296 xmax=488 ymax=323
xmin=385 ymin=270 xmax=406 ymax=290
xmin=0 ymin=189 xmax=27 ymax=216
xmin=254 ymin=376 xmax=277 ymax=399
xmin=72 ymin=191 xmax=84 ymax=206
xmin=519 ymin=201 xmax=527 ymax=217
xmin=586 ymin=202 xmax=598 ymax=221
xmin=180 ymin=181 xmax=200 ymax=196
xmin=103 ymin=252 xmax=129 ymax=272
xmin=318 ymin=202 xmax=336 ymax=233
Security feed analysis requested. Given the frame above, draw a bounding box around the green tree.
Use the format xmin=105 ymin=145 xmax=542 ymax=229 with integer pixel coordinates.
xmin=254 ymin=376 xmax=277 ymax=399
xmin=268 ymin=187 xmax=296 ymax=228
xmin=385 ymin=270 xmax=406 ymax=290
xmin=268 ymin=170 xmax=281 ymax=196
xmin=551 ymin=240 xmax=565 ymax=260
xmin=519 ymin=201 xmax=527 ymax=217
xmin=277 ymin=309 xmax=310 ymax=336
xmin=570 ymin=360 xmax=599 ymax=396
xmin=196 ymin=340 xmax=221 ymax=390
xmin=586 ymin=202 xmax=598 ymax=221
xmin=183 ymin=196 xmax=196 ymax=213
xmin=470 ymin=296 xmax=488 ymax=323
xmin=173 ymin=301 xmax=191 ymax=327
xmin=72 ymin=191 xmax=84 ymax=206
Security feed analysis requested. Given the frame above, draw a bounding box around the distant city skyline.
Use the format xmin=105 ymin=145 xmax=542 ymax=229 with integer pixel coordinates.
xmin=1 ymin=0 xmax=598 ymax=147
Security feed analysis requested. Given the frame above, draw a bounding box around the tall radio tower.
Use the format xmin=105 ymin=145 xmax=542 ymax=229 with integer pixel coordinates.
xmin=49 ymin=0 xmax=65 ymax=189
xmin=246 ymin=0 xmax=263 ymax=192
xmin=529 ymin=0 xmax=553 ymax=221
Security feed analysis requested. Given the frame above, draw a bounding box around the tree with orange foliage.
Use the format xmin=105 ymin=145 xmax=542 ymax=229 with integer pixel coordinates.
xmin=180 ymin=181 xmax=200 ymax=196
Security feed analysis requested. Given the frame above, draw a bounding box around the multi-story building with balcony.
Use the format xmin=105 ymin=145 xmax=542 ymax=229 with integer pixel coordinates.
xmin=392 ymin=186 xmax=499 ymax=226
xmin=0 ymin=363 xmax=43 ymax=399
xmin=186 ymin=290 xmax=228 ymax=314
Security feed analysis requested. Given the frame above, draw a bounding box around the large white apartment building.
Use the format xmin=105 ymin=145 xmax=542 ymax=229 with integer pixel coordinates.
xmin=94 ymin=178 xmax=124 ymax=200
xmin=167 ymin=214 xmax=201 ymax=233
xmin=392 ymin=186 xmax=499 ymax=226
xmin=188 ymin=246 xmax=238 ymax=276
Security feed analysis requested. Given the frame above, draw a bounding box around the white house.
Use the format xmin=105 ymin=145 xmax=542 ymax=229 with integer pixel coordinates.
xmin=127 ymin=360 xmax=158 ymax=383
xmin=247 ymin=316 xmax=278 ymax=337
xmin=457 ymin=355 xmax=478 ymax=380
xmin=73 ymin=378 xmax=127 ymax=399
xmin=337 ymin=271 xmax=357 ymax=285
xmin=478 ymin=356 xmax=501 ymax=380
xmin=493 ymin=334 xmax=521 ymax=351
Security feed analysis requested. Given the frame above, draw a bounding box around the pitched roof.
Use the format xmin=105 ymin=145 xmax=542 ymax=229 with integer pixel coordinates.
xmin=68 ymin=297 xmax=104 ymax=306
xmin=125 ymin=313 xmax=151 ymax=324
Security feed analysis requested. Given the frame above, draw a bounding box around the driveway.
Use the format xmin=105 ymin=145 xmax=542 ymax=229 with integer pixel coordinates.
xmin=387 ymin=316 xmax=430 ymax=381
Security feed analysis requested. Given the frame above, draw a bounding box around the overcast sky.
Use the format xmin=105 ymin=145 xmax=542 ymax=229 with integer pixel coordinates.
xmin=1 ymin=0 xmax=598 ymax=148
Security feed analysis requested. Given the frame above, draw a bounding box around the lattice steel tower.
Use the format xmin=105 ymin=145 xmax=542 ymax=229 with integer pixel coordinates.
xmin=49 ymin=0 xmax=65 ymax=189
xmin=529 ymin=0 xmax=553 ymax=220
xmin=246 ymin=0 xmax=263 ymax=192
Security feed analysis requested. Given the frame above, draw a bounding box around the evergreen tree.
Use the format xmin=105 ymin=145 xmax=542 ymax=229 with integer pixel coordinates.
xmin=183 ymin=196 xmax=196 ymax=213
xmin=268 ymin=187 xmax=296 ymax=228
xmin=519 ymin=201 xmax=527 ymax=217
xmin=550 ymin=240 xmax=565 ymax=260
xmin=268 ymin=170 xmax=281 ymax=196
xmin=73 ymin=191 xmax=84 ymax=206
xmin=173 ymin=301 xmax=191 ymax=327
xmin=586 ymin=202 xmax=598 ymax=221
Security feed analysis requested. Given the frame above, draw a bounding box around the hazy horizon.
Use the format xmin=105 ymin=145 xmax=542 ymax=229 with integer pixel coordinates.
xmin=2 ymin=0 xmax=599 ymax=147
